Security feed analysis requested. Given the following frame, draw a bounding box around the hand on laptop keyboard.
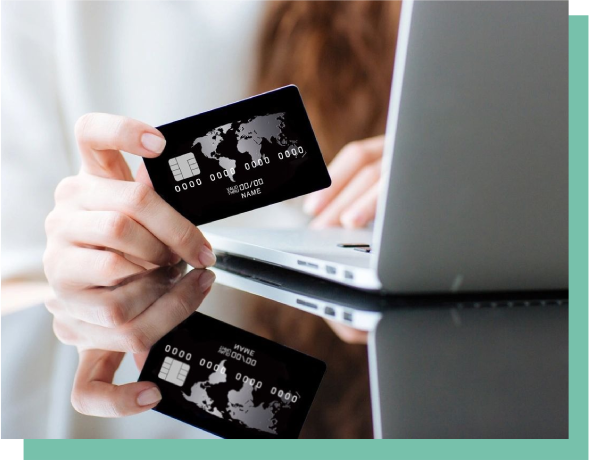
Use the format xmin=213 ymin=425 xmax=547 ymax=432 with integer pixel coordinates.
xmin=303 ymin=135 xmax=384 ymax=229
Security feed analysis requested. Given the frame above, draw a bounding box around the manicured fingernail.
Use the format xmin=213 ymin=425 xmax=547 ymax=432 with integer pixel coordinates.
xmin=198 ymin=246 xmax=216 ymax=267
xmin=303 ymin=196 xmax=322 ymax=216
xmin=169 ymin=253 xmax=182 ymax=265
xmin=199 ymin=270 xmax=216 ymax=293
xmin=137 ymin=387 xmax=162 ymax=406
xmin=141 ymin=133 xmax=166 ymax=154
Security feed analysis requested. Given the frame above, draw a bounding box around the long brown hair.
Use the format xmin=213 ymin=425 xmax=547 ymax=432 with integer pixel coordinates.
xmin=254 ymin=1 xmax=400 ymax=162
xmin=245 ymin=1 xmax=401 ymax=438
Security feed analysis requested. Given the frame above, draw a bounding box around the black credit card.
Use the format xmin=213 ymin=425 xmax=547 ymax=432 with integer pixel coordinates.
xmin=144 ymin=85 xmax=331 ymax=225
xmin=138 ymin=312 xmax=326 ymax=439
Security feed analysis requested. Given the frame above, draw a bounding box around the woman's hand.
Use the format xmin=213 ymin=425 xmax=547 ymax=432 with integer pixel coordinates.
xmin=46 ymin=267 xmax=215 ymax=417
xmin=45 ymin=113 xmax=216 ymax=290
xmin=304 ymin=135 xmax=385 ymax=229
xmin=45 ymin=113 xmax=216 ymax=343
xmin=43 ymin=113 xmax=218 ymax=416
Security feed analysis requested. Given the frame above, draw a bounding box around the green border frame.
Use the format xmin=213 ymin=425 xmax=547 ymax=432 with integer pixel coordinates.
xmin=567 ymin=13 xmax=589 ymax=460
xmin=23 ymin=16 xmax=588 ymax=460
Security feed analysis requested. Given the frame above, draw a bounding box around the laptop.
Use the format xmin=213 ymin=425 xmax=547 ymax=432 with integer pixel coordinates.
xmin=209 ymin=253 xmax=568 ymax=437
xmin=203 ymin=0 xmax=568 ymax=293
xmin=211 ymin=252 xmax=567 ymax=331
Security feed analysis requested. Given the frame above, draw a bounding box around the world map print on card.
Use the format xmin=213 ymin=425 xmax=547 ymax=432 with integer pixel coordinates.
xmin=182 ymin=359 xmax=296 ymax=435
xmin=191 ymin=113 xmax=302 ymax=183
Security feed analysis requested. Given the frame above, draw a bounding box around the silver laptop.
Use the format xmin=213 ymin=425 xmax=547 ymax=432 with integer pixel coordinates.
xmin=203 ymin=0 xmax=568 ymax=293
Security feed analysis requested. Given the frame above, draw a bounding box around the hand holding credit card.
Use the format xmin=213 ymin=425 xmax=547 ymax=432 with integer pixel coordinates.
xmin=139 ymin=312 xmax=326 ymax=439
xmin=144 ymin=85 xmax=331 ymax=225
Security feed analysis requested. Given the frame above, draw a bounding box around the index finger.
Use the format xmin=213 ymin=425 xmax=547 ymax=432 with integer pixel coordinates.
xmin=72 ymin=349 xmax=161 ymax=417
xmin=75 ymin=113 xmax=166 ymax=179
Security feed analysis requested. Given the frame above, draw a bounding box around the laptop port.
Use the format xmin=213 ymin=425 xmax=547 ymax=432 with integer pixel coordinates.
xmin=297 ymin=260 xmax=318 ymax=269
xmin=326 ymin=265 xmax=337 ymax=275
xmin=296 ymin=299 xmax=318 ymax=309
xmin=324 ymin=306 xmax=336 ymax=317
xmin=343 ymin=311 xmax=353 ymax=322
xmin=344 ymin=270 xmax=354 ymax=280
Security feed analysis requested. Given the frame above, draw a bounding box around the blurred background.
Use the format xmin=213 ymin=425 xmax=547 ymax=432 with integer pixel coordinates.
xmin=1 ymin=0 xmax=399 ymax=438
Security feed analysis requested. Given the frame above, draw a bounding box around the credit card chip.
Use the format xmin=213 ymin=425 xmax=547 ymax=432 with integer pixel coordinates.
xmin=169 ymin=153 xmax=200 ymax=181
xmin=158 ymin=356 xmax=190 ymax=386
